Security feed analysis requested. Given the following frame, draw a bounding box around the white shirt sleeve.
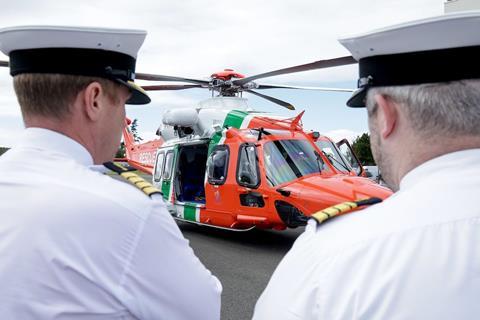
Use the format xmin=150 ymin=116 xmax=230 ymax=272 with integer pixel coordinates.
xmin=118 ymin=200 xmax=222 ymax=320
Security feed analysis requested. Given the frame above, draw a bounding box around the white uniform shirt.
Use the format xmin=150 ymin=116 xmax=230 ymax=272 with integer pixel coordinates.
xmin=253 ymin=149 xmax=480 ymax=320
xmin=0 ymin=128 xmax=222 ymax=320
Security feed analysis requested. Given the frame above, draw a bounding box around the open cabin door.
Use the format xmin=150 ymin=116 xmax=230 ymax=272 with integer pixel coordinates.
xmin=174 ymin=142 xmax=208 ymax=205
xmin=167 ymin=142 xmax=208 ymax=223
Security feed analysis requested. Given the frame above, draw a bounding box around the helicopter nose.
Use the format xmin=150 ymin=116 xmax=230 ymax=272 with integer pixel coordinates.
xmin=282 ymin=175 xmax=392 ymax=217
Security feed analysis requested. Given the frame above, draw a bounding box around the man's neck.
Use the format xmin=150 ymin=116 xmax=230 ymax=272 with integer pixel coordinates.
xmin=24 ymin=116 xmax=98 ymax=163
xmin=396 ymin=135 xmax=480 ymax=188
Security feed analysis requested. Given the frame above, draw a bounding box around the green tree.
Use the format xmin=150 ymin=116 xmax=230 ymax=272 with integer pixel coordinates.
xmin=352 ymin=133 xmax=375 ymax=165
xmin=115 ymin=142 xmax=126 ymax=158
xmin=131 ymin=119 xmax=143 ymax=143
xmin=115 ymin=118 xmax=141 ymax=158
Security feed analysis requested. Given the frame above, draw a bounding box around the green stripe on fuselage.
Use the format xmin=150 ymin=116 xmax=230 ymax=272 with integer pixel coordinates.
xmin=184 ymin=204 xmax=197 ymax=221
xmin=225 ymin=110 xmax=249 ymax=128
xmin=208 ymin=132 xmax=222 ymax=155
xmin=161 ymin=180 xmax=171 ymax=200
xmin=208 ymin=110 xmax=249 ymax=155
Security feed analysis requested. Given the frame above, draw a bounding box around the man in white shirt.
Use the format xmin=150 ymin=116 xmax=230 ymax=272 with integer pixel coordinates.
xmin=0 ymin=26 xmax=221 ymax=319
xmin=253 ymin=12 xmax=480 ymax=320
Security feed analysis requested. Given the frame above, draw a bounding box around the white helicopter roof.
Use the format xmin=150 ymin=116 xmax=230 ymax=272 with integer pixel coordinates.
xmin=198 ymin=97 xmax=250 ymax=111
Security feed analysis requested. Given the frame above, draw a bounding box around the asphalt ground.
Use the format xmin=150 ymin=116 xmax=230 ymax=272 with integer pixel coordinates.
xmin=118 ymin=171 xmax=305 ymax=319
xmin=178 ymin=222 xmax=304 ymax=320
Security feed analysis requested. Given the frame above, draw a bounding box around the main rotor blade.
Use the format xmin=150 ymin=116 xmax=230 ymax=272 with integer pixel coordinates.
xmin=233 ymin=56 xmax=356 ymax=86
xmin=245 ymin=89 xmax=295 ymax=110
xmin=0 ymin=61 xmax=210 ymax=86
xmin=136 ymin=72 xmax=209 ymax=85
xmin=142 ymin=84 xmax=205 ymax=91
xmin=257 ymin=83 xmax=354 ymax=92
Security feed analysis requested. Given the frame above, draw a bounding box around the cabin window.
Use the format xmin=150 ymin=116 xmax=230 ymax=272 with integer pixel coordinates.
xmin=237 ymin=144 xmax=260 ymax=188
xmin=153 ymin=151 xmax=165 ymax=182
xmin=163 ymin=150 xmax=175 ymax=180
xmin=207 ymin=145 xmax=229 ymax=185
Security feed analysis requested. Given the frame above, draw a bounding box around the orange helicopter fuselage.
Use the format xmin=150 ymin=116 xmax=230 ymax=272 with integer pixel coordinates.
xmin=123 ymin=109 xmax=392 ymax=230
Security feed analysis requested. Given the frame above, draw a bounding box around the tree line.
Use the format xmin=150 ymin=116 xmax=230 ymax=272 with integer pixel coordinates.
xmin=115 ymin=118 xmax=142 ymax=158
xmin=351 ymin=133 xmax=375 ymax=166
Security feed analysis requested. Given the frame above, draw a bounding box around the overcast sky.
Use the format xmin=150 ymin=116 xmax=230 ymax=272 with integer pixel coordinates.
xmin=0 ymin=0 xmax=444 ymax=146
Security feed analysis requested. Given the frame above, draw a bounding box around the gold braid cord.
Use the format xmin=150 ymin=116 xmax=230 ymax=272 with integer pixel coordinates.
xmin=311 ymin=197 xmax=382 ymax=224
xmin=103 ymin=162 xmax=163 ymax=197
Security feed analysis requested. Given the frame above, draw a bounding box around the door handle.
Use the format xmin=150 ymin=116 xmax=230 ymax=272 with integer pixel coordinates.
xmin=237 ymin=187 xmax=251 ymax=194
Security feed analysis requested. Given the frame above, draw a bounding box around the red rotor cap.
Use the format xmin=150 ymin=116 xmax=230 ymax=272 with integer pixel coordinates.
xmin=211 ymin=69 xmax=245 ymax=80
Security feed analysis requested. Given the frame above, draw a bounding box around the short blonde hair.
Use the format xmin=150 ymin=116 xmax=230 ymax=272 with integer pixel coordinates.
xmin=13 ymin=73 xmax=122 ymax=119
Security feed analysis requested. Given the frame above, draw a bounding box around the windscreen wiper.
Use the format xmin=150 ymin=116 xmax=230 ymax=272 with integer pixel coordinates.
xmin=313 ymin=151 xmax=323 ymax=173
xmin=322 ymin=151 xmax=351 ymax=172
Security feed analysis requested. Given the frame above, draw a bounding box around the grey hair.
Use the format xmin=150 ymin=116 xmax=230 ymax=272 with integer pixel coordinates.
xmin=366 ymin=79 xmax=480 ymax=137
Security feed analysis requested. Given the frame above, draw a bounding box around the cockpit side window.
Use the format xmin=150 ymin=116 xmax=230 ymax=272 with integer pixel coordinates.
xmin=236 ymin=144 xmax=260 ymax=188
xmin=316 ymin=140 xmax=352 ymax=173
xmin=207 ymin=145 xmax=229 ymax=185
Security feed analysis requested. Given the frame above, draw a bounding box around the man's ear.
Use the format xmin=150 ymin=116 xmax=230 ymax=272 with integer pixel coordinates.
xmin=374 ymin=94 xmax=398 ymax=139
xmin=82 ymin=82 xmax=103 ymax=122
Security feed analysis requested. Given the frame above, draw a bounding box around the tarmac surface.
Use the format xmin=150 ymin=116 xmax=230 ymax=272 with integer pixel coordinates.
xmin=178 ymin=222 xmax=304 ymax=320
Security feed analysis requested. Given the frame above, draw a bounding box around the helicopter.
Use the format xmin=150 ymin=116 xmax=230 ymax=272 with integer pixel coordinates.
xmin=0 ymin=56 xmax=392 ymax=231
xmin=117 ymin=58 xmax=392 ymax=231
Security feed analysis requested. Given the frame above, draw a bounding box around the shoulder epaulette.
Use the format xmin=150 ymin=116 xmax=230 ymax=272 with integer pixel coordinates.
xmin=103 ymin=161 xmax=163 ymax=198
xmin=311 ymin=197 xmax=382 ymax=224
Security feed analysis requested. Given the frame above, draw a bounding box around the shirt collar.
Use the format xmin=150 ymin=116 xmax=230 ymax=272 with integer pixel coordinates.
xmin=399 ymin=148 xmax=480 ymax=190
xmin=16 ymin=127 xmax=94 ymax=166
